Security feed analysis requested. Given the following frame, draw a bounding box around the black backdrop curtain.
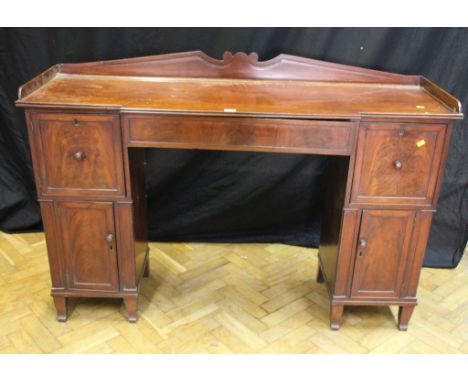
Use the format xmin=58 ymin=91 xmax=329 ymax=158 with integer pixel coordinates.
xmin=0 ymin=27 xmax=467 ymax=268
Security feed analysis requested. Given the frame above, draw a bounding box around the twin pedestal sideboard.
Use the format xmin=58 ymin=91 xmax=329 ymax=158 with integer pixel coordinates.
xmin=16 ymin=51 xmax=463 ymax=330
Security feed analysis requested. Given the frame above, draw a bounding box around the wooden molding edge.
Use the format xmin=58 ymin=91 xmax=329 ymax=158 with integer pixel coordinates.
xmin=17 ymin=64 xmax=62 ymax=100
xmin=16 ymin=52 xmax=463 ymax=120
xmin=420 ymin=77 xmax=463 ymax=114
xmin=60 ymin=50 xmax=419 ymax=84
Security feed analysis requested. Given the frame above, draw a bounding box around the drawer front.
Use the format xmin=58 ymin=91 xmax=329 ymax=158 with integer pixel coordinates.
xmin=351 ymin=122 xmax=446 ymax=205
xmin=30 ymin=113 xmax=124 ymax=197
xmin=123 ymin=115 xmax=354 ymax=155
xmin=57 ymin=201 xmax=119 ymax=291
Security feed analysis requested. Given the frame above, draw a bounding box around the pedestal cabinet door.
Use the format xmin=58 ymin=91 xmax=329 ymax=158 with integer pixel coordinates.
xmin=351 ymin=210 xmax=415 ymax=299
xmin=57 ymin=202 xmax=119 ymax=291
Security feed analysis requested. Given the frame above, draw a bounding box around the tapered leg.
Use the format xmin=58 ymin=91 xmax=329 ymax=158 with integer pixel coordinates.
xmin=398 ymin=306 xmax=415 ymax=331
xmin=330 ymin=304 xmax=344 ymax=330
xmin=124 ymin=296 xmax=138 ymax=323
xmin=53 ymin=296 xmax=68 ymax=322
xmin=143 ymin=259 xmax=150 ymax=278
xmin=316 ymin=264 xmax=325 ymax=283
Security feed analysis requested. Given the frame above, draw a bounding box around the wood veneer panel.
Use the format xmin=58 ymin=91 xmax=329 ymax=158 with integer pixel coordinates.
xmin=15 ymin=51 xmax=464 ymax=328
xmin=124 ymin=115 xmax=354 ymax=155
xmin=56 ymin=201 xmax=119 ymax=291
xmin=350 ymin=210 xmax=415 ymax=299
xmin=30 ymin=112 xmax=125 ymax=197
xmin=351 ymin=122 xmax=446 ymax=206
xmin=19 ymin=74 xmax=456 ymax=118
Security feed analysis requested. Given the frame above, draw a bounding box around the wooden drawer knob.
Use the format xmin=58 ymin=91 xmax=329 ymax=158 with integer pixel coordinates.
xmin=73 ymin=151 xmax=84 ymax=161
xmin=73 ymin=119 xmax=79 ymax=127
xmin=394 ymin=160 xmax=403 ymax=170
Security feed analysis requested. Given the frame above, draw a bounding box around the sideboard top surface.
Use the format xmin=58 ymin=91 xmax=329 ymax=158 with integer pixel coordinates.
xmin=16 ymin=51 xmax=463 ymax=120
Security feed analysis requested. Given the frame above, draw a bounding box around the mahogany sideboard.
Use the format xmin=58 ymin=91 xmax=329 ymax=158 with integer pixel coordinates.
xmin=16 ymin=51 xmax=463 ymax=330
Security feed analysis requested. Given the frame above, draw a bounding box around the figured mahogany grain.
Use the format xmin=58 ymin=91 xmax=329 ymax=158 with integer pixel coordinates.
xmin=59 ymin=51 xmax=418 ymax=84
xmin=124 ymin=115 xmax=354 ymax=155
xmin=351 ymin=122 xmax=446 ymax=206
xmin=57 ymin=202 xmax=119 ymax=291
xmin=350 ymin=210 xmax=415 ymax=299
xmin=31 ymin=112 xmax=124 ymax=197
xmin=20 ymin=74 xmax=455 ymax=118
xmin=16 ymin=51 xmax=464 ymax=329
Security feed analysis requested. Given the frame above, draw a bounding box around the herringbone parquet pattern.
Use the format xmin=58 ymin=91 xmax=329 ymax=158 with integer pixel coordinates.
xmin=0 ymin=231 xmax=467 ymax=353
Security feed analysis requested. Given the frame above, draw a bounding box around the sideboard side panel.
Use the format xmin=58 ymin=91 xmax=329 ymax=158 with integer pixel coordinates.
xmin=114 ymin=202 xmax=148 ymax=292
xmin=40 ymin=201 xmax=66 ymax=290
xmin=403 ymin=210 xmax=434 ymax=298
xmin=25 ymin=110 xmax=44 ymax=198
xmin=332 ymin=208 xmax=361 ymax=297
xmin=318 ymin=156 xmax=350 ymax=291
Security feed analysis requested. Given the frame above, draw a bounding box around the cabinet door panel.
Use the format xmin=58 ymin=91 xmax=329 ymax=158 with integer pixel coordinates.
xmin=351 ymin=210 xmax=414 ymax=298
xmin=58 ymin=202 xmax=119 ymax=291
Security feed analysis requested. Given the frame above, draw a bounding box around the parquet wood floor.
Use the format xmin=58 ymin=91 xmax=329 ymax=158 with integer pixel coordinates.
xmin=0 ymin=231 xmax=467 ymax=353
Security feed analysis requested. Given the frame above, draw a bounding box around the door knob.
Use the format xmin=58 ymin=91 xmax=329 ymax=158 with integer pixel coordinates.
xmin=357 ymin=239 xmax=367 ymax=257
xmin=106 ymin=233 xmax=114 ymax=250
